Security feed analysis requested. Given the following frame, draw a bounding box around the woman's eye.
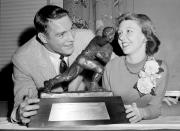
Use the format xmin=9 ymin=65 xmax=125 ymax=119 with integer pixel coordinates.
xmin=127 ymin=29 xmax=133 ymax=33
xmin=118 ymin=32 xmax=122 ymax=37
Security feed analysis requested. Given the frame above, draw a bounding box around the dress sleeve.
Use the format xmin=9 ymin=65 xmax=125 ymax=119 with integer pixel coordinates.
xmin=141 ymin=61 xmax=169 ymax=119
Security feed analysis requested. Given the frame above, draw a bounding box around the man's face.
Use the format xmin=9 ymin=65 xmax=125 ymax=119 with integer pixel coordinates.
xmin=44 ymin=15 xmax=75 ymax=56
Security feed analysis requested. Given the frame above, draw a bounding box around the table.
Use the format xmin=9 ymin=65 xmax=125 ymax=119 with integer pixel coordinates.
xmin=1 ymin=117 xmax=180 ymax=130
xmin=1 ymin=92 xmax=180 ymax=130
xmin=1 ymin=101 xmax=180 ymax=130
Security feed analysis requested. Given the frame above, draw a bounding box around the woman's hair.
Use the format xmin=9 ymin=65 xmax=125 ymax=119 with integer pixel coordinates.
xmin=117 ymin=13 xmax=160 ymax=55
xmin=34 ymin=5 xmax=69 ymax=34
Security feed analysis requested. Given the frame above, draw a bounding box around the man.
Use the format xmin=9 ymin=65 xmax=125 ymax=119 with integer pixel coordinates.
xmin=11 ymin=5 xmax=94 ymax=125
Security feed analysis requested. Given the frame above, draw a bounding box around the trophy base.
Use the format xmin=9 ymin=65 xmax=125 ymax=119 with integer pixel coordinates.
xmin=40 ymin=91 xmax=113 ymax=98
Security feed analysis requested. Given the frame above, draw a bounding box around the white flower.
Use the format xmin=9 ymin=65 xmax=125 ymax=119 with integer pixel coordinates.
xmin=139 ymin=70 xmax=149 ymax=78
xmin=144 ymin=59 xmax=159 ymax=75
xmin=152 ymin=73 xmax=161 ymax=79
xmin=136 ymin=57 xmax=162 ymax=95
xmin=137 ymin=77 xmax=154 ymax=94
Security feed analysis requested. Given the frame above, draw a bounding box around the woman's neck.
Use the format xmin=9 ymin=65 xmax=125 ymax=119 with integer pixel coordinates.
xmin=126 ymin=51 xmax=146 ymax=64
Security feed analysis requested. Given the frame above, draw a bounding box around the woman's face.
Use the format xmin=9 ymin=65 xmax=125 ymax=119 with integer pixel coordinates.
xmin=118 ymin=20 xmax=146 ymax=56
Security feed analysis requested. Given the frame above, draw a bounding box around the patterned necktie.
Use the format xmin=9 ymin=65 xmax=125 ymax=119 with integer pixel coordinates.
xmin=59 ymin=56 xmax=68 ymax=74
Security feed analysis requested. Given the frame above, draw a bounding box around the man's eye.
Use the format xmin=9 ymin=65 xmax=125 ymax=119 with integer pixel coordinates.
xmin=57 ymin=33 xmax=64 ymax=38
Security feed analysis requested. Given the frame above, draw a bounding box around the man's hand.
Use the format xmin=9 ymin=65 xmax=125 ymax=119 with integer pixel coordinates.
xmin=125 ymin=103 xmax=143 ymax=123
xmin=16 ymin=97 xmax=40 ymax=125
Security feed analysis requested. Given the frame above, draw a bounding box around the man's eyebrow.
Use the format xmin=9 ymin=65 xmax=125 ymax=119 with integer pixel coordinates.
xmin=55 ymin=31 xmax=66 ymax=36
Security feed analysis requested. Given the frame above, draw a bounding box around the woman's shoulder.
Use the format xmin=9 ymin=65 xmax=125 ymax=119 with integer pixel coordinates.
xmin=106 ymin=56 xmax=124 ymax=69
xmin=155 ymin=58 xmax=168 ymax=75
xmin=156 ymin=59 xmax=168 ymax=70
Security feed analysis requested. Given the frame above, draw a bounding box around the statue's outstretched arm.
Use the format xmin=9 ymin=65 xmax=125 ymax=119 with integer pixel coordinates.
xmin=43 ymin=64 xmax=83 ymax=92
xmin=78 ymin=56 xmax=104 ymax=74
xmin=96 ymin=44 xmax=113 ymax=63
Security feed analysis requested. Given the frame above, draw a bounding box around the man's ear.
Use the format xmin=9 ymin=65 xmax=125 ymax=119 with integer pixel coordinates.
xmin=38 ymin=33 xmax=47 ymax=44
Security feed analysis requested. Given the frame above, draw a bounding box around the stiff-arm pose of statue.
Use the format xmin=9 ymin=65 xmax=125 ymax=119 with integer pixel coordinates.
xmin=42 ymin=27 xmax=115 ymax=92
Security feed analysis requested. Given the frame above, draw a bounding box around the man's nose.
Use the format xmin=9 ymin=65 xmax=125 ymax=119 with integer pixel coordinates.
xmin=66 ymin=31 xmax=74 ymax=41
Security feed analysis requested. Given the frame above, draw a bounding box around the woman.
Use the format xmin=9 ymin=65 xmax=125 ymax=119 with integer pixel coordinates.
xmin=102 ymin=13 xmax=169 ymax=123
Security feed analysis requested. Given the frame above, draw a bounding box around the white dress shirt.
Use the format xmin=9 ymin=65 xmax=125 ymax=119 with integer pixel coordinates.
xmin=46 ymin=50 xmax=69 ymax=74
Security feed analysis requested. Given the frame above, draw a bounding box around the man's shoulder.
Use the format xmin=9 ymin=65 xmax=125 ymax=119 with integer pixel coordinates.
xmin=12 ymin=36 xmax=40 ymax=61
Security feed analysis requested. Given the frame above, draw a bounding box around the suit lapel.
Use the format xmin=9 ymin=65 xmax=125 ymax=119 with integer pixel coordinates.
xmin=35 ymin=41 xmax=57 ymax=80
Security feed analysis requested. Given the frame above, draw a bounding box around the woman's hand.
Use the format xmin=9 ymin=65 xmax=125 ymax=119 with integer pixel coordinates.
xmin=163 ymin=96 xmax=178 ymax=106
xmin=124 ymin=103 xmax=143 ymax=123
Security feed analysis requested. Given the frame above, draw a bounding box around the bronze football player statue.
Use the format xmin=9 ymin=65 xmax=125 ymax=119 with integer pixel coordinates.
xmin=42 ymin=27 xmax=115 ymax=92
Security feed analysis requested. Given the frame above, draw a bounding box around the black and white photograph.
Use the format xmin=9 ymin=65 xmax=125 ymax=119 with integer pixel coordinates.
xmin=0 ymin=0 xmax=180 ymax=130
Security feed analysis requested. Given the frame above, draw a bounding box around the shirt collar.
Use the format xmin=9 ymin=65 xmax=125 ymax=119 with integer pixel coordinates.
xmin=45 ymin=48 xmax=69 ymax=64
xmin=46 ymin=49 xmax=60 ymax=60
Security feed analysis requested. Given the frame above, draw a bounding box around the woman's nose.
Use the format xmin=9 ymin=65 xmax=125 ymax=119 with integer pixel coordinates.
xmin=118 ymin=33 xmax=125 ymax=41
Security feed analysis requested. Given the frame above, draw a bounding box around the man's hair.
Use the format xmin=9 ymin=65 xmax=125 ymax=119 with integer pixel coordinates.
xmin=34 ymin=5 xmax=69 ymax=34
xmin=117 ymin=13 xmax=160 ymax=56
